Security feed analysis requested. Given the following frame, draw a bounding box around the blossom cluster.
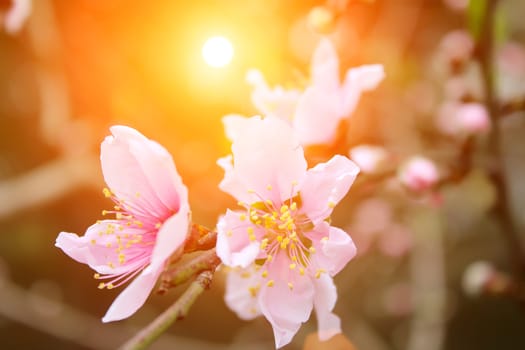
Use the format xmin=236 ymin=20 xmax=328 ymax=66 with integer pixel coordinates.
xmin=55 ymin=38 xmax=385 ymax=348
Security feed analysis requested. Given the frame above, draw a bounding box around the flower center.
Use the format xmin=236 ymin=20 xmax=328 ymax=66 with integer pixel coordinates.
xmin=237 ymin=185 xmax=327 ymax=290
xmin=90 ymin=188 xmax=161 ymax=290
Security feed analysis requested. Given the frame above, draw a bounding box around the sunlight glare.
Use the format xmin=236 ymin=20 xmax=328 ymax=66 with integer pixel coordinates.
xmin=202 ymin=36 xmax=234 ymax=68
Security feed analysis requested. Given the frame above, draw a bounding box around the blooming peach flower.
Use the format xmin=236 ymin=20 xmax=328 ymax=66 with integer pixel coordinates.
xmin=246 ymin=69 xmax=301 ymax=122
xmin=55 ymin=126 xmax=190 ymax=322
xmin=3 ymin=0 xmax=31 ymax=34
xmin=234 ymin=39 xmax=384 ymax=147
xmin=217 ymin=116 xmax=359 ymax=348
xmin=398 ymin=156 xmax=439 ymax=192
xmin=293 ymin=39 xmax=384 ymax=146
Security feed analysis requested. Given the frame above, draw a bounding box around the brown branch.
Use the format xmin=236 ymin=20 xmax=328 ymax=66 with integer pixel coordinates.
xmin=475 ymin=0 xmax=525 ymax=279
xmin=158 ymin=248 xmax=221 ymax=294
xmin=119 ymin=270 xmax=215 ymax=350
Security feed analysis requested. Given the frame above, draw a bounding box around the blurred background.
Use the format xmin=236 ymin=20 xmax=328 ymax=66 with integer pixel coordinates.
xmin=1 ymin=0 xmax=525 ymax=349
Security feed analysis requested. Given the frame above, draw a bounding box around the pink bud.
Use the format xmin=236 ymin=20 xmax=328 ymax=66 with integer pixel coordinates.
xmin=456 ymin=103 xmax=491 ymax=134
xmin=398 ymin=156 xmax=439 ymax=192
xmin=437 ymin=102 xmax=491 ymax=135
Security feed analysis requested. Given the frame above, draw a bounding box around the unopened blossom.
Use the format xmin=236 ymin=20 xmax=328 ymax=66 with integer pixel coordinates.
xmin=246 ymin=69 xmax=301 ymax=121
xmin=294 ymin=38 xmax=384 ymax=146
xmin=456 ymin=103 xmax=490 ymax=133
xmin=349 ymin=145 xmax=388 ymax=174
xmin=56 ymin=126 xmax=190 ymax=322
xmin=437 ymin=102 xmax=491 ymax=135
xmin=3 ymin=0 xmax=31 ymax=34
xmin=398 ymin=156 xmax=439 ymax=192
xmin=217 ymin=116 xmax=359 ymax=348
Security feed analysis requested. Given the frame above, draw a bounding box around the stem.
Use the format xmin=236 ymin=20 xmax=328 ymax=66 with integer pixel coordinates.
xmin=119 ymin=270 xmax=215 ymax=350
xmin=158 ymin=248 xmax=221 ymax=294
xmin=183 ymin=224 xmax=217 ymax=253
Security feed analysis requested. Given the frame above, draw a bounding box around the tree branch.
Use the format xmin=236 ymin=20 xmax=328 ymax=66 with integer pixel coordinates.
xmin=119 ymin=270 xmax=215 ymax=350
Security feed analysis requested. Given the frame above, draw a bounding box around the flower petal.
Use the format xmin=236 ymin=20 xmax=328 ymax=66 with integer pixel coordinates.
xmin=313 ymin=274 xmax=341 ymax=341
xmin=55 ymin=221 xmax=149 ymax=275
xmin=257 ymin=253 xmax=315 ymax=348
xmin=222 ymin=116 xmax=307 ymax=202
xmin=127 ymin=137 xmax=187 ymax=215
xmin=217 ymin=210 xmax=262 ymax=267
xmin=259 ymin=267 xmax=315 ymax=348
xmin=300 ymin=155 xmax=360 ymax=223
xmin=102 ymin=264 xmax=161 ymax=322
xmin=293 ymin=86 xmax=342 ymax=146
xmin=101 ymin=126 xmax=167 ymax=218
xmin=311 ymin=38 xmax=340 ymax=91
xmin=224 ymin=266 xmax=263 ymax=320
xmin=149 ymin=202 xmax=190 ymax=267
xmin=308 ymin=223 xmax=357 ymax=276
xmin=223 ymin=114 xmax=252 ymax=141
xmin=341 ymin=64 xmax=385 ymax=116
xmin=105 ymin=125 xmax=187 ymax=219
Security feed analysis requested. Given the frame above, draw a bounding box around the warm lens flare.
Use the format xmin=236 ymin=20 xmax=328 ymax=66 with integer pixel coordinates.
xmin=202 ymin=36 xmax=234 ymax=68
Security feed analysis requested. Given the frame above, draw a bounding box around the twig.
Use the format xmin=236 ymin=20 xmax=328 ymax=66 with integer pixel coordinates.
xmin=0 ymin=276 xmax=224 ymax=350
xmin=183 ymin=224 xmax=217 ymax=253
xmin=119 ymin=270 xmax=215 ymax=350
xmin=0 ymin=155 xmax=100 ymax=219
xmin=158 ymin=248 xmax=221 ymax=294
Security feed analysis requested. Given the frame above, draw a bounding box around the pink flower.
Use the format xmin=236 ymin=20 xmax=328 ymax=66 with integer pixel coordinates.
xmin=398 ymin=156 xmax=439 ymax=192
xmin=4 ymin=0 xmax=31 ymax=34
xmin=294 ymin=38 xmax=384 ymax=146
xmin=234 ymin=39 xmax=384 ymax=148
xmin=246 ymin=69 xmax=301 ymax=121
xmin=55 ymin=126 xmax=190 ymax=322
xmin=455 ymin=103 xmax=491 ymax=133
xmin=349 ymin=145 xmax=388 ymax=174
xmin=217 ymin=116 xmax=359 ymax=348
xmin=437 ymin=102 xmax=491 ymax=135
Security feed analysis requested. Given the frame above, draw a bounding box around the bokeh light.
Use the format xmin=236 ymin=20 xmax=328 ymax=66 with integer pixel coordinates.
xmin=201 ymin=36 xmax=234 ymax=68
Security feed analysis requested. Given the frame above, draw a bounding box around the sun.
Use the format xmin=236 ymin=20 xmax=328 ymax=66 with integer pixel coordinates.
xmin=201 ymin=36 xmax=234 ymax=68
